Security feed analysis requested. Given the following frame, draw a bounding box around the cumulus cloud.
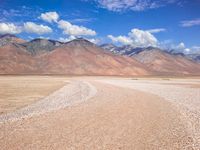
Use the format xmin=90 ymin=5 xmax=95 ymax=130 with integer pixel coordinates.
xmin=108 ymin=35 xmax=132 ymax=45
xmin=180 ymin=18 xmax=200 ymax=27
xmin=86 ymin=38 xmax=100 ymax=44
xmin=59 ymin=35 xmax=76 ymax=42
xmin=39 ymin=12 xmax=59 ymax=23
xmin=176 ymin=42 xmax=185 ymax=49
xmin=0 ymin=23 xmax=21 ymax=34
xmin=191 ymin=46 xmax=200 ymax=51
xmin=92 ymin=0 xmax=179 ymax=12
xmin=58 ymin=20 xmax=96 ymax=36
xmin=184 ymin=48 xmax=191 ymax=53
xmin=161 ymin=41 xmax=200 ymax=54
xmin=175 ymin=42 xmax=191 ymax=53
xmin=182 ymin=46 xmax=200 ymax=54
xmin=108 ymin=28 xmax=158 ymax=47
xmin=24 ymin=22 xmax=52 ymax=35
xmin=187 ymin=46 xmax=200 ymax=54
xmin=129 ymin=29 xmax=158 ymax=46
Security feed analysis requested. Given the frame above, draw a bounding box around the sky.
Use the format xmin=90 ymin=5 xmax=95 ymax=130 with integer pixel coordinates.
xmin=0 ymin=0 xmax=200 ymax=53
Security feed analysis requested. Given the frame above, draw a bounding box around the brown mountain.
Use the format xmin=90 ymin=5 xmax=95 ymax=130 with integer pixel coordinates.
xmin=132 ymin=48 xmax=200 ymax=75
xmin=0 ymin=34 xmax=26 ymax=47
xmin=0 ymin=38 xmax=151 ymax=75
xmin=20 ymin=38 xmax=63 ymax=55
xmin=1 ymin=35 xmax=200 ymax=76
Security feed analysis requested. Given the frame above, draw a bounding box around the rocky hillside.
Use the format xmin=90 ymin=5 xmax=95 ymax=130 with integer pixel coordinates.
xmin=20 ymin=39 xmax=63 ymax=55
xmin=0 ymin=36 xmax=151 ymax=75
xmin=132 ymin=48 xmax=200 ymax=75
xmin=0 ymin=34 xmax=26 ymax=46
xmin=0 ymin=34 xmax=200 ymax=76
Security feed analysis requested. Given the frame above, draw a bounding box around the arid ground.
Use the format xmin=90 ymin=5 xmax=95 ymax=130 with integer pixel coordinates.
xmin=0 ymin=76 xmax=200 ymax=149
xmin=0 ymin=76 xmax=68 ymax=114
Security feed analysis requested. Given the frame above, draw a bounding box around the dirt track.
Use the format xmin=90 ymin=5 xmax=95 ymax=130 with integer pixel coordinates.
xmin=0 ymin=78 xmax=200 ymax=149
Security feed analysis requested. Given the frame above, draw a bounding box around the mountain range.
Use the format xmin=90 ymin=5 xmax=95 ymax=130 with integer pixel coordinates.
xmin=101 ymin=44 xmax=200 ymax=75
xmin=0 ymin=34 xmax=200 ymax=76
xmin=100 ymin=43 xmax=200 ymax=61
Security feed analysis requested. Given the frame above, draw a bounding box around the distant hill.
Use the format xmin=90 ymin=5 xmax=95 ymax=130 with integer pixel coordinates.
xmin=101 ymin=44 xmax=200 ymax=75
xmin=0 ymin=35 xmax=151 ymax=76
xmin=0 ymin=34 xmax=26 ymax=46
xmin=20 ymin=38 xmax=63 ymax=55
xmin=0 ymin=34 xmax=200 ymax=76
xmin=101 ymin=44 xmax=200 ymax=63
xmin=132 ymin=48 xmax=200 ymax=75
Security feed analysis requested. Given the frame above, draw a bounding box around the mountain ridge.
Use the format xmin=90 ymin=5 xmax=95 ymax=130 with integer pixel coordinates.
xmin=100 ymin=43 xmax=200 ymax=63
xmin=0 ymin=34 xmax=200 ymax=76
xmin=0 ymin=35 xmax=151 ymax=75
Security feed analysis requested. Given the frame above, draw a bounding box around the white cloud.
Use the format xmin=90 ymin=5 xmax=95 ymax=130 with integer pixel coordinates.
xmin=189 ymin=46 xmax=200 ymax=54
xmin=70 ymin=18 xmax=94 ymax=23
xmin=59 ymin=35 xmax=76 ymax=42
xmin=147 ymin=28 xmax=166 ymax=33
xmin=160 ymin=41 xmax=200 ymax=54
xmin=40 ymin=12 xmax=59 ymax=23
xmin=86 ymin=38 xmax=100 ymax=44
xmin=175 ymin=42 xmax=191 ymax=53
xmin=129 ymin=29 xmax=158 ymax=47
xmin=59 ymin=36 xmax=100 ymax=44
xmin=0 ymin=23 xmax=21 ymax=34
xmin=176 ymin=42 xmax=185 ymax=49
xmin=181 ymin=18 xmax=200 ymax=27
xmin=108 ymin=35 xmax=132 ymax=45
xmin=24 ymin=22 xmax=52 ymax=35
xmin=192 ymin=46 xmax=200 ymax=51
xmin=38 ymin=36 xmax=50 ymax=39
xmin=184 ymin=48 xmax=191 ymax=53
xmin=58 ymin=20 xmax=96 ymax=36
xmin=108 ymin=28 xmax=158 ymax=47
xmin=93 ymin=0 xmax=179 ymax=12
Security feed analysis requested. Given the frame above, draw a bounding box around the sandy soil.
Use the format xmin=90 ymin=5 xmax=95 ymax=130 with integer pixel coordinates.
xmin=0 ymin=77 xmax=200 ymax=149
xmin=0 ymin=76 xmax=68 ymax=114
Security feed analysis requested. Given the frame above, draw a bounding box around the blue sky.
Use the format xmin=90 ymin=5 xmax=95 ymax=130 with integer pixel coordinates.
xmin=0 ymin=0 xmax=200 ymax=53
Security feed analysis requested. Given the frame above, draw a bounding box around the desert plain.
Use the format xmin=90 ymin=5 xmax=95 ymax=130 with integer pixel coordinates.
xmin=0 ymin=75 xmax=200 ymax=149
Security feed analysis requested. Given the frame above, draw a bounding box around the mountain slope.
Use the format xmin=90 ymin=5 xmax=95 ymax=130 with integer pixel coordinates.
xmin=37 ymin=39 xmax=151 ymax=75
xmin=133 ymin=49 xmax=200 ymax=75
xmin=1 ymin=35 xmax=200 ymax=76
xmin=0 ymin=38 xmax=151 ymax=75
xmin=0 ymin=44 xmax=36 ymax=74
xmin=187 ymin=54 xmax=200 ymax=63
xmin=102 ymin=44 xmax=200 ymax=75
xmin=20 ymin=39 xmax=63 ymax=55
xmin=101 ymin=44 xmax=158 ymax=56
xmin=0 ymin=34 xmax=26 ymax=46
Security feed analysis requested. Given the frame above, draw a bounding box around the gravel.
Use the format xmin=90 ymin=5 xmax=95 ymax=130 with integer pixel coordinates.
xmin=97 ymin=79 xmax=200 ymax=148
xmin=0 ymin=81 xmax=97 ymax=123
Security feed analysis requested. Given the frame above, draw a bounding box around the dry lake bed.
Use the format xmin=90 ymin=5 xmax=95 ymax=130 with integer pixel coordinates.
xmin=0 ymin=76 xmax=200 ymax=149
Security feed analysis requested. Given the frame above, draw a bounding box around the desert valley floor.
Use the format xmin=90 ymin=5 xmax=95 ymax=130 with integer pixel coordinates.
xmin=0 ymin=76 xmax=200 ymax=149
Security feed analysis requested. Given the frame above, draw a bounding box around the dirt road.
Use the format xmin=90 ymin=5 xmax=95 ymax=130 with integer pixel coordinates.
xmin=0 ymin=78 xmax=199 ymax=149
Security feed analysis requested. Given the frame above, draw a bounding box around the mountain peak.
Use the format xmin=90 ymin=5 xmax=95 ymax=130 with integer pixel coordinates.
xmin=101 ymin=43 xmax=116 ymax=47
xmin=0 ymin=34 xmax=17 ymax=39
xmin=21 ymin=38 xmax=63 ymax=55
xmin=66 ymin=38 xmax=95 ymax=47
xmin=0 ymin=34 xmax=25 ymax=47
